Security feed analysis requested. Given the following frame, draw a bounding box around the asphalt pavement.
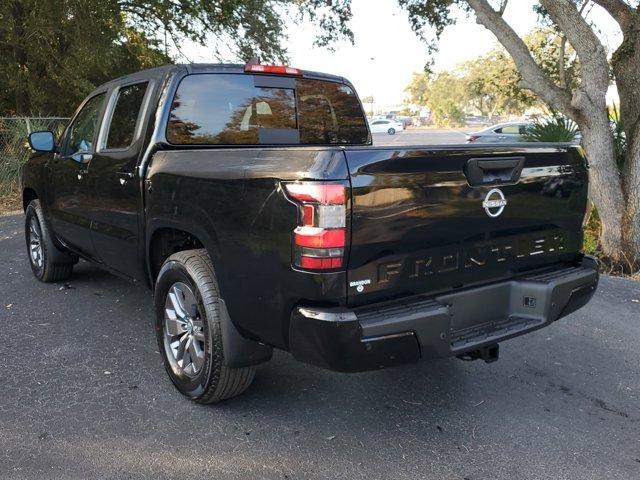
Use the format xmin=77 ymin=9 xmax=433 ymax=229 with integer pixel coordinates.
xmin=1 ymin=153 xmax=640 ymax=479
xmin=373 ymin=127 xmax=468 ymax=146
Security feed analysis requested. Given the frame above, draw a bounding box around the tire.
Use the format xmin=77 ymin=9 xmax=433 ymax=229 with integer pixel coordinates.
xmin=25 ymin=199 xmax=76 ymax=282
xmin=388 ymin=128 xmax=396 ymax=135
xmin=154 ymin=249 xmax=256 ymax=404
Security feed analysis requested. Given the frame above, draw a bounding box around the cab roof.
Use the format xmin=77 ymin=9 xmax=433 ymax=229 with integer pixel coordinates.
xmin=95 ymin=63 xmax=350 ymax=91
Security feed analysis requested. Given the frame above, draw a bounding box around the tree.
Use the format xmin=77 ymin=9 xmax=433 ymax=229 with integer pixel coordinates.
xmin=430 ymin=72 xmax=467 ymax=126
xmin=0 ymin=0 xmax=353 ymax=115
xmin=459 ymin=48 xmax=538 ymax=117
xmin=404 ymin=39 xmax=550 ymax=122
xmin=361 ymin=95 xmax=375 ymax=116
xmin=404 ymin=73 xmax=430 ymax=107
xmin=399 ymin=0 xmax=640 ymax=267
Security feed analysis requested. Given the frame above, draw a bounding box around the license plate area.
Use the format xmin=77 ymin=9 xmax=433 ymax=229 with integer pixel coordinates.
xmin=439 ymin=282 xmax=513 ymax=332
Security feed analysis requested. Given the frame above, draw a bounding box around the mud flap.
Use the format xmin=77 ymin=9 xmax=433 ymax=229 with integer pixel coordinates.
xmin=219 ymin=299 xmax=273 ymax=368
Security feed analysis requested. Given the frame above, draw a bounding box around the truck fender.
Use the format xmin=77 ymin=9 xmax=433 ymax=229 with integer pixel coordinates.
xmin=146 ymin=218 xmax=272 ymax=367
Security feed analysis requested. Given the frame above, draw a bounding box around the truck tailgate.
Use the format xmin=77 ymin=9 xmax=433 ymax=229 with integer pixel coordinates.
xmin=344 ymin=144 xmax=588 ymax=306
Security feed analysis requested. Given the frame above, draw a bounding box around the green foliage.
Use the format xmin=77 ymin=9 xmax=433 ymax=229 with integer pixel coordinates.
xmin=397 ymin=0 xmax=461 ymax=71
xmin=0 ymin=1 xmax=168 ymax=115
xmin=609 ymin=104 xmax=627 ymax=172
xmin=582 ymin=207 xmax=601 ymax=258
xmin=524 ymin=28 xmax=579 ymax=90
xmin=522 ymin=115 xmax=579 ymax=142
xmin=0 ymin=0 xmax=353 ymax=116
xmin=404 ymin=73 xmax=430 ymax=107
xmin=416 ymin=71 xmax=467 ymax=127
xmin=459 ymin=49 xmax=538 ymax=117
xmin=0 ymin=117 xmax=68 ymax=198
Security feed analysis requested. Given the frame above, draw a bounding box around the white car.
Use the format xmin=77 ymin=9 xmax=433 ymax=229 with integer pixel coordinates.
xmin=369 ymin=118 xmax=404 ymax=135
xmin=466 ymin=122 xmax=531 ymax=143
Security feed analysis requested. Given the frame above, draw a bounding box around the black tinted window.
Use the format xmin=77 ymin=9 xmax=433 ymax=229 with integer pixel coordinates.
xmin=167 ymin=74 xmax=368 ymax=145
xmin=297 ymin=79 xmax=368 ymax=144
xmin=106 ymin=82 xmax=148 ymax=149
xmin=167 ymin=75 xmax=295 ymax=145
xmin=66 ymin=93 xmax=105 ymax=154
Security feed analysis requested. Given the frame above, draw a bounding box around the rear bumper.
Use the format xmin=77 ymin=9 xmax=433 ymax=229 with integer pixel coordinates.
xmin=289 ymin=256 xmax=599 ymax=372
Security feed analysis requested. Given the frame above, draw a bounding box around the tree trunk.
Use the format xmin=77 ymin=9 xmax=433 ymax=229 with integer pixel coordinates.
xmin=611 ymin=14 xmax=640 ymax=265
xmin=578 ymin=109 xmax=626 ymax=261
xmin=622 ymin=138 xmax=640 ymax=265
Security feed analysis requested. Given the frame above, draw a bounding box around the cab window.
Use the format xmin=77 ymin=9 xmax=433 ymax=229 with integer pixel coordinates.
xmin=65 ymin=93 xmax=105 ymax=155
xmin=105 ymin=82 xmax=149 ymax=149
xmin=166 ymin=73 xmax=368 ymax=145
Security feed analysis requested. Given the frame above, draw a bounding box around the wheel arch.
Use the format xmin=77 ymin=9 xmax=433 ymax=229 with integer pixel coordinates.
xmin=22 ymin=187 xmax=38 ymax=211
xmin=147 ymin=223 xmax=273 ymax=368
xmin=146 ymin=224 xmax=214 ymax=286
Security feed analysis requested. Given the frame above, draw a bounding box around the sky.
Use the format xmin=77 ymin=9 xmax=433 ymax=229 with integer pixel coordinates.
xmin=178 ymin=0 xmax=623 ymax=107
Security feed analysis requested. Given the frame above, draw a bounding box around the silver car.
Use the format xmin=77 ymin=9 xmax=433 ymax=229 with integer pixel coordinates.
xmin=466 ymin=122 xmax=532 ymax=143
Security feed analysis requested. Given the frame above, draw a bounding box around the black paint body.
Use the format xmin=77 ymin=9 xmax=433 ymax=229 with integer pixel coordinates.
xmin=22 ymin=64 xmax=598 ymax=371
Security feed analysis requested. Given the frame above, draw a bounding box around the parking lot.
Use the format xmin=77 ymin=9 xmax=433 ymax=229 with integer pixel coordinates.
xmin=373 ymin=127 xmax=468 ymax=146
xmin=1 ymin=127 xmax=639 ymax=479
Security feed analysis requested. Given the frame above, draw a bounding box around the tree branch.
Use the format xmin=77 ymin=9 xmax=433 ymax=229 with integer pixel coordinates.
xmin=591 ymin=0 xmax=634 ymax=30
xmin=497 ymin=0 xmax=509 ymax=16
xmin=558 ymin=35 xmax=567 ymax=89
xmin=466 ymin=0 xmax=578 ymax=119
xmin=540 ymin=0 xmax=611 ymax=108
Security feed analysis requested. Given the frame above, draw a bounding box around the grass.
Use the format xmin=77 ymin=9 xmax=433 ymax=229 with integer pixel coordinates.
xmin=0 ymin=117 xmax=68 ymax=215
xmin=0 ymin=190 xmax=22 ymax=215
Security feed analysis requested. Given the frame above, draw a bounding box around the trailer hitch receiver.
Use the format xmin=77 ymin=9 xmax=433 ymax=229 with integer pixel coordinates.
xmin=456 ymin=344 xmax=500 ymax=363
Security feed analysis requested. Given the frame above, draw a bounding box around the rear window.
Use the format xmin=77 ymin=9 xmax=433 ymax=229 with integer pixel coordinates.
xmin=166 ymin=73 xmax=368 ymax=145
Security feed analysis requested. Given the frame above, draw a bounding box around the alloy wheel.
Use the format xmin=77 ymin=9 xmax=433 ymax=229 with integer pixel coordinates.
xmin=28 ymin=216 xmax=44 ymax=270
xmin=163 ymin=282 xmax=206 ymax=378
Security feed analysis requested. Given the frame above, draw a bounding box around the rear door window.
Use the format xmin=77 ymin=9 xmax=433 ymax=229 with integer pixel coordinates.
xmin=500 ymin=125 xmax=521 ymax=134
xmin=105 ymin=82 xmax=148 ymax=149
xmin=166 ymin=73 xmax=368 ymax=145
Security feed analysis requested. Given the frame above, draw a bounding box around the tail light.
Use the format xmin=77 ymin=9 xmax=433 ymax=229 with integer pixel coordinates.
xmin=245 ymin=64 xmax=302 ymax=76
xmin=467 ymin=135 xmax=480 ymax=143
xmin=283 ymin=181 xmax=348 ymax=271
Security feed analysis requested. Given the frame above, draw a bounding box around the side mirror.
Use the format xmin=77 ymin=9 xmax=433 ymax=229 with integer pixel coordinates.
xmin=28 ymin=131 xmax=56 ymax=153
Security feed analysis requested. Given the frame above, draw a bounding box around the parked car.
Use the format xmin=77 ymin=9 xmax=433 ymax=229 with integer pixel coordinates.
xmin=22 ymin=63 xmax=598 ymax=403
xmin=369 ymin=118 xmax=404 ymax=134
xmin=464 ymin=116 xmax=492 ymax=127
xmin=466 ymin=122 xmax=532 ymax=143
xmin=395 ymin=116 xmax=412 ymax=129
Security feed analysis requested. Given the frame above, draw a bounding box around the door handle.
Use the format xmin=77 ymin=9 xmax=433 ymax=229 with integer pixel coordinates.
xmin=464 ymin=157 xmax=525 ymax=186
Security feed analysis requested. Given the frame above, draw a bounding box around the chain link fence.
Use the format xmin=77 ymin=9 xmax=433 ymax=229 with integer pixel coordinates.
xmin=0 ymin=117 xmax=69 ymax=199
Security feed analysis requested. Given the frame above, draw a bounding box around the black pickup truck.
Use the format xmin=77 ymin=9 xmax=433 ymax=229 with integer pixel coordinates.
xmin=22 ymin=63 xmax=599 ymax=403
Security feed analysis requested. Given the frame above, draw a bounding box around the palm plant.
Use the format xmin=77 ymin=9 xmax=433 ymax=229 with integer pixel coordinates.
xmin=609 ymin=104 xmax=626 ymax=171
xmin=522 ymin=114 xmax=580 ymax=142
